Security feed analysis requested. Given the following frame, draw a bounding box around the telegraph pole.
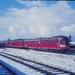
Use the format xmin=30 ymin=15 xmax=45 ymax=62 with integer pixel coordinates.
xmin=52 ymin=30 xmax=53 ymax=37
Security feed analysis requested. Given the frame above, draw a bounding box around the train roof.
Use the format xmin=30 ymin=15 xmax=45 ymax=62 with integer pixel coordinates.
xmin=1 ymin=35 xmax=68 ymax=42
xmin=38 ymin=35 xmax=69 ymax=39
xmin=53 ymin=35 xmax=69 ymax=38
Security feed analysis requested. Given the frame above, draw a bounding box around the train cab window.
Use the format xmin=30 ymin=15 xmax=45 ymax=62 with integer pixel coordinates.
xmin=60 ymin=40 xmax=65 ymax=44
xmin=50 ymin=40 xmax=52 ymax=43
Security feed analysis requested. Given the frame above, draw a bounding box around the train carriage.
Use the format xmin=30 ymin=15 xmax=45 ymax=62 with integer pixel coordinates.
xmin=24 ymin=39 xmax=37 ymax=49
xmin=0 ymin=41 xmax=8 ymax=48
xmin=24 ymin=35 xmax=70 ymax=53
xmin=8 ymin=39 xmax=24 ymax=48
xmin=0 ymin=35 xmax=70 ymax=53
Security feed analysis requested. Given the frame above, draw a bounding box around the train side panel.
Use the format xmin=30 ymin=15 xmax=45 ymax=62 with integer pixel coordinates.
xmin=40 ymin=38 xmax=59 ymax=50
xmin=8 ymin=40 xmax=24 ymax=48
xmin=24 ymin=36 xmax=70 ymax=53
xmin=24 ymin=40 xmax=37 ymax=49
xmin=0 ymin=35 xmax=69 ymax=53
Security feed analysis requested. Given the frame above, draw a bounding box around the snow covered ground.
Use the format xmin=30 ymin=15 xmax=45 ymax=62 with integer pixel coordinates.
xmin=0 ymin=48 xmax=75 ymax=74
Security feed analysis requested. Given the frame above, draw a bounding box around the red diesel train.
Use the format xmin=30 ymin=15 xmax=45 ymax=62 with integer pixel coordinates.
xmin=0 ymin=35 xmax=70 ymax=53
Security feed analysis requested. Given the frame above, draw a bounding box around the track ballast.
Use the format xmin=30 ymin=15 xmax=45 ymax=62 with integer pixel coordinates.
xmin=0 ymin=52 xmax=75 ymax=75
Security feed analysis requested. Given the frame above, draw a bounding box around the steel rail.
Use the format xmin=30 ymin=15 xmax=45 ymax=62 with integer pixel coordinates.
xmin=0 ymin=52 xmax=75 ymax=75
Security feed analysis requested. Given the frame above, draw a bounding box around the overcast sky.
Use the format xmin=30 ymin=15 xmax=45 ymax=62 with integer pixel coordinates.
xmin=0 ymin=0 xmax=75 ymax=41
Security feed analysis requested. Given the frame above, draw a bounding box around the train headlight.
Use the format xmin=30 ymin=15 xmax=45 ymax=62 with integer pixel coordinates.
xmin=60 ymin=45 xmax=66 ymax=47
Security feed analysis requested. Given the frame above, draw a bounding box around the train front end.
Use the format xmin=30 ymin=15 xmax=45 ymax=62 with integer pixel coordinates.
xmin=58 ymin=36 xmax=70 ymax=53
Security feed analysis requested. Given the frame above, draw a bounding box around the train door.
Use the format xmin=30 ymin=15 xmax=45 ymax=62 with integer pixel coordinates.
xmin=37 ymin=39 xmax=42 ymax=49
xmin=41 ymin=39 xmax=46 ymax=49
xmin=20 ymin=40 xmax=24 ymax=48
xmin=55 ymin=39 xmax=59 ymax=50
xmin=24 ymin=40 xmax=28 ymax=48
xmin=59 ymin=38 xmax=69 ymax=51
xmin=56 ymin=38 xmax=60 ymax=48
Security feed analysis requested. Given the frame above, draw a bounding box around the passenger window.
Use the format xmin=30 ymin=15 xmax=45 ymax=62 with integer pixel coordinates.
xmin=46 ymin=40 xmax=49 ymax=44
xmin=27 ymin=41 xmax=29 ymax=44
xmin=32 ymin=41 xmax=33 ymax=44
xmin=53 ymin=39 xmax=58 ymax=43
xmin=42 ymin=40 xmax=45 ymax=44
xmin=29 ymin=41 xmax=30 ymax=44
xmin=53 ymin=40 xmax=56 ymax=43
xmin=50 ymin=40 xmax=52 ymax=43
xmin=33 ymin=41 xmax=36 ymax=44
xmin=25 ymin=41 xmax=27 ymax=44
xmin=56 ymin=40 xmax=58 ymax=43
xmin=34 ymin=41 xmax=35 ymax=44
xmin=26 ymin=41 xmax=28 ymax=44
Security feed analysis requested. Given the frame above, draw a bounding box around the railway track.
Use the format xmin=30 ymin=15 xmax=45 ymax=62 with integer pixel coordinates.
xmin=0 ymin=60 xmax=16 ymax=75
xmin=0 ymin=63 xmax=13 ymax=75
xmin=0 ymin=52 xmax=75 ymax=75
